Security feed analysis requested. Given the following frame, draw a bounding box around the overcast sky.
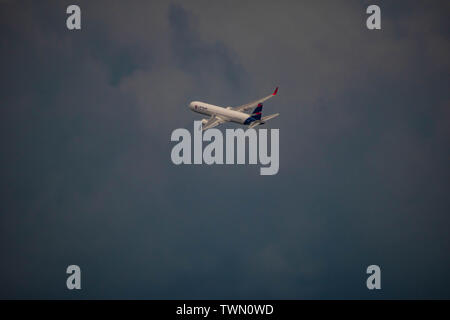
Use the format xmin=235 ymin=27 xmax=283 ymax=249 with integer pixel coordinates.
xmin=0 ymin=0 xmax=449 ymax=299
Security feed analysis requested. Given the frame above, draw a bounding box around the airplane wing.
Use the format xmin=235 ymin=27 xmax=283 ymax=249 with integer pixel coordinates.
xmin=232 ymin=87 xmax=278 ymax=113
xmin=202 ymin=115 xmax=227 ymax=130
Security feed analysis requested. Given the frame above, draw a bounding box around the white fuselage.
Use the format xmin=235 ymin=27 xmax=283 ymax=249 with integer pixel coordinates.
xmin=189 ymin=101 xmax=249 ymax=124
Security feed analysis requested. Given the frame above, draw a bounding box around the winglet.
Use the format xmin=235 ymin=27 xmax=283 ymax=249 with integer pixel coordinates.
xmin=273 ymin=87 xmax=279 ymax=96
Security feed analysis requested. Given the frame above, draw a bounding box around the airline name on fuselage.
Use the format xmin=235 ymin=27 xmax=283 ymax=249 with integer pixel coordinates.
xmin=190 ymin=102 xmax=251 ymax=124
xmin=194 ymin=104 xmax=208 ymax=112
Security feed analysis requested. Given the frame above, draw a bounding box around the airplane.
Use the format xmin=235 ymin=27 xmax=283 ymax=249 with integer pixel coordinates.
xmin=189 ymin=87 xmax=280 ymax=130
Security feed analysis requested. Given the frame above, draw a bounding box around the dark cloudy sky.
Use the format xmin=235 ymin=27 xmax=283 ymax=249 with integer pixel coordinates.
xmin=0 ymin=0 xmax=449 ymax=299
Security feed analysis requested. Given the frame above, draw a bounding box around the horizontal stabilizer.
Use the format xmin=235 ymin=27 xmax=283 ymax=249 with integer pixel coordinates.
xmin=261 ymin=113 xmax=279 ymax=122
xmin=248 ymin=121 xmax=262 ymax=129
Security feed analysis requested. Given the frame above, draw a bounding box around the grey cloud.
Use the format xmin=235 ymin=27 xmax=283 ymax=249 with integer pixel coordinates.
xmin=0 ymin=0 xmax=449 ymax=299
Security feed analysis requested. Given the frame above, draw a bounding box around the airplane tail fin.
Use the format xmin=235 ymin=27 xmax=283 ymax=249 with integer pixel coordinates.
xmin=251 ymin=103 xmax=263 ymax=120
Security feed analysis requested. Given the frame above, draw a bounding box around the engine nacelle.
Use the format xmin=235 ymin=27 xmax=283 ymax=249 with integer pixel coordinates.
xmin=201 ymin=119 xmax=208 ymax=125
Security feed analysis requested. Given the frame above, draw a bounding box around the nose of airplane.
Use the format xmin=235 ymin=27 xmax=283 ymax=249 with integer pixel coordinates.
xmin=189 ymin=102 xmax=195 ymax=110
